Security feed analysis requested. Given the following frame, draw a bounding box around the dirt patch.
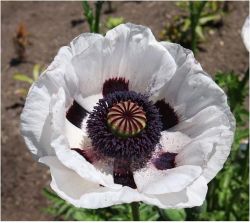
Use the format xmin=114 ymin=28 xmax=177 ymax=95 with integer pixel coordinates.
xmin=1 ymin=1 xmax=248 ymax=220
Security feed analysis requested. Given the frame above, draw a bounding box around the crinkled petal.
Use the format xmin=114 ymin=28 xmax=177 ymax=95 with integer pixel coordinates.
xmin=76 ymin=93 xmax=103 ymax=113
xmin=241 ymin=16 xmax=250 ymax=52
xmin=145 ymin=175 xmax=208 ymax=209
xmin=65 ymin=119 xmax=85 ymax=148
xmin=159 ymin=131 xmax=191 ymax=153
xmin=40 ymin=156 xmax=207 ymax=209
xmin=72 ymin=23 xmax=177 ymax=97
xmin=134 ymin=165 xmax=202 ymax=195
xmin=21 ymin=34 xmax=105 ymax=159
xmin=159 ymin=42 xmax=235 ymax=183
xmin=172 ymin=106 xmax=234 ymax=182
xmin=20 ymin=46 xmax=75 ymax=159
xmin=70 ymin=33 xmax=103 ymax=56
xmin=40 ymin=156 xmax=145 ymax=208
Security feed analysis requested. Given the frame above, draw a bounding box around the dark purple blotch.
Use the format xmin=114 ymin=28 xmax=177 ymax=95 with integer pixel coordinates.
xmin=113 ymin=159 xmax=137 ymax=189
xmin=102 ymin=77 xmax=129 ymax=97
xmin=152 ymin=152 xmax=177 ymax=170
xmin=66 ymin=101 xmax=88 ymax=128
xmin=154 ymin=99 xmax=179 ymax=130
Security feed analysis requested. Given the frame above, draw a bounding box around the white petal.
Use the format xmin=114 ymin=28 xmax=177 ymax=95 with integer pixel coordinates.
xmin=159 ymin=42 xmax=235 ymax=183
xmin=172 ymin=106 xmax=234 ymax=182
xmin=70 ymin=33 xmax=103 ymax=56
xmin=45 ymin=46 xmax=78 ymax=103
xmin=65 ymin=119 xmax=85 ymax=148
xmin=41 ymin=155 xmax=207 ymax=209
xmin=193 ymin=127 xmax=233 ymax=181
xmin=241 ymin=16 xmax=250 ymax=52
xmin=172 ymin=105 xmax=231 ymax=137
xmin=72 ymin=23 xmax=177 ymax=97
xmin=159 ymin=131 xmax=191 ymax=153
xmin=159 ymin=42 xmax=234 ymax=123
xmin=105 ymin=23 xmax=177 ymax=94
xmin=147 ymin=175 xmax=208 ymax=209
xmin=40 ymin=156 xmax=147 ymax=208
xmin=21 ymin=83 xmax=55 ymax=159
xmin=134 ymin=165 xmax=202 ymax=195
xmin=49 ymin=88 xmax=121 ymax=190
xmin=75 ymin=93 xmax=102 ymax=113
xmin=20 ymin=46 xmax=77 ymax=159
xmin=40 ymin=156 xmax=101 ymax=199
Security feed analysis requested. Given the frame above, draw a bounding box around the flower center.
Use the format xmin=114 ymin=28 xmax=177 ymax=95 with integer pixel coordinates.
xmin=107 ymin=100 xmax=146 ymax=137
xmin=87 ymin=91 xmax=162 ymax=169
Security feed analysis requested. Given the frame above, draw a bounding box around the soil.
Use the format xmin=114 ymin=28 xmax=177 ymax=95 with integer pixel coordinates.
xmin=1 ymin=1 xmax=249 ymax=221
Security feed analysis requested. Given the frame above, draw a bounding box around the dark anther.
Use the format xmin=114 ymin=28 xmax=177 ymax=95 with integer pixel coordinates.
xmin=152 ymin=152 xmax=177 ymax=170
xmin=66 ymin=100 xmax=88 ymax=128
xmin=113 ymin=159 xmax=137 ymax=189
xmin=102 ymin=77 xmax=129 ymax=97
xmin=154 ymin=99 xmax=179 ymax=130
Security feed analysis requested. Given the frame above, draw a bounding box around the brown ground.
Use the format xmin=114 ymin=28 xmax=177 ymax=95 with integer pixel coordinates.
xmin=1 ymin=1 xmax=249 ymax=220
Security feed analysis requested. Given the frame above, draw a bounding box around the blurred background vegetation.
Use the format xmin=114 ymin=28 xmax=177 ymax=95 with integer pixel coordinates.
xmin=2 ymin=0 xmax=249 ymax=221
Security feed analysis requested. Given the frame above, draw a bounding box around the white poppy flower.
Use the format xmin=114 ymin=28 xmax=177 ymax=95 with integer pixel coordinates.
xmin=21 ymin=23 xmax=235 ymax=209
xmin=241 ymin=16 xmax=250 ymax=52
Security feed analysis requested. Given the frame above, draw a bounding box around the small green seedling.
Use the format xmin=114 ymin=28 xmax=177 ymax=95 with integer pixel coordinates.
xmin=105 ymin=16 xmax=125 ymax=29
xmin=13 ymin=64 xmax=43 ymax=97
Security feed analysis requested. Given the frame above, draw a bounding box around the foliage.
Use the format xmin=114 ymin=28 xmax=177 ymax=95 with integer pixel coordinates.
xmin=105 ymin=16 xmax=125 ymax=30
xmin=201 ymin=70 xmax=249 ymax=221
xmin=159 ymin=1 xmax=225 ymax=54
xmin=82 ymin=1 xmax=104 ymax=33
xmin=13 ymin=64 xmax=43 ymax=97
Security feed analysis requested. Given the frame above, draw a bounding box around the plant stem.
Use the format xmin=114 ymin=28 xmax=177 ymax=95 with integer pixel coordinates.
xmin=231 ymin=67 xmax=249 ymax=112
xmin=189 ymin=2 xmax=196 ymax=54
xmin=189 ymin=1 xmax=207 ymax=54
xmin=82 ymin=1 xmax=94 ymax=32
xmin=93 ymin=1 xmax=103 ymax=33
xmin=131 ymin=202 xmax=140 ymax=221
xmin=242 ymin=141 xmax=249 ymax=182
xmin=156 ymin=207 xmax=170 ymax=220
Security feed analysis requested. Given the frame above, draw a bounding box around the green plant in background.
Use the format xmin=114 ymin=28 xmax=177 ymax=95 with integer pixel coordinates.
xmin=160 ymin=1 xmax=225 ymax=54
xmin=202 ymin=69 xmax=249 ymax=221
xmin=13 ymin=64 xmax=43 ymax=97
xmin=105 ymin=16 xmax=125 ymax=30
xmin=82 ymin=1 xmax=104 ymax=33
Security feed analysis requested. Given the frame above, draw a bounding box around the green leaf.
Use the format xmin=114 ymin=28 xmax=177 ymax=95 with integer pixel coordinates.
xmin=33 ymin=64 xmax=41 ymax=80
xmin=195 ymin=25 xmax=205 ymax=40
xmin=14 ymin=88 xmax=28 ymax=96
xmin=163 ymin=209 xmax=186 ymax=221
xmin=106 ymin=17 xmax=125 ymax=29
xmin=82 ymin=1 xmax=94 ymax=32
xmin=43 ymin=188 xmax=61 ymax=203
xmin=199 ymin=14 xmax=221 ymax=25
xmin=182 ymin=19 xmax=191 ymax=32
xmin=73 ymin=211 xmax=88 ymax=220
xmin=57 ymin=203 xmax=70 ymax=215
xmin=13 ymin=73 xmax=34 ymax=84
